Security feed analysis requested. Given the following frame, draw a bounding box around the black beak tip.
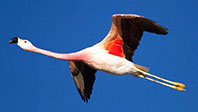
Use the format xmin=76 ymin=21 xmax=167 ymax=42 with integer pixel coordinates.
xmin=9 ymin=37 xmax=18 ymax=44
xmin=8 ymin=40 xmax=13 ymax=44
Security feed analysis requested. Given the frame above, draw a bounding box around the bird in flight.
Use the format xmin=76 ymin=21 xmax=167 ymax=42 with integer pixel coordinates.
xmin=9 ymin=14 xmax=185 ymax=102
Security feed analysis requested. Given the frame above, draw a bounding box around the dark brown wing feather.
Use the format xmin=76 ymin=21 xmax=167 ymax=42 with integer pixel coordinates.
xmin=69 ymin=61 xmax=97 ymax=102
xmin=101 ymin=14 xmax=168 ymax=61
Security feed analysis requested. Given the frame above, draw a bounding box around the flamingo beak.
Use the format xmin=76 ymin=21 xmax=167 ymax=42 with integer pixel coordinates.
xmin=9 ymin=37 xmax=22 ymax=44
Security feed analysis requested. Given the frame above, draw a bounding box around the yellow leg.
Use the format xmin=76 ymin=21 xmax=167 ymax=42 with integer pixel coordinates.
xmin=138 ymin=75 xmax=186 ymax=91
xmin=137 ymin=69 xmax=186 ymax=88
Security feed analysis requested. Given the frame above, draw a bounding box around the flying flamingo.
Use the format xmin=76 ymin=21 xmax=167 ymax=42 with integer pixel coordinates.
xmin=9 ymin=14 xmax=185 ymax=102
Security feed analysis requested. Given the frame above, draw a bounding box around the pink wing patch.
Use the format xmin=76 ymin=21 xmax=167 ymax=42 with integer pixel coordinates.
xmin=105 ymin=38 xmax=125 ymax=58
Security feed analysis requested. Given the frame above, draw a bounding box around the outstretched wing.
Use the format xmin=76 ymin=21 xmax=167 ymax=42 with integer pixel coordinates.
xmin=69 ymin=61 xmax=97 ymax=102
xmin=100 ymin=14 xmax=168 ymax=61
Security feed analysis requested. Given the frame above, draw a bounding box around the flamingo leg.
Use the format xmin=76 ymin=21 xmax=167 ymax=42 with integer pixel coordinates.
xmin=137 ymin=70 xmax=185 ymax=91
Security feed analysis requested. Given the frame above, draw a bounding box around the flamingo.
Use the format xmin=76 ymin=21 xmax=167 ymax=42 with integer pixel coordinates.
xmin=9 ymin=14 xmax=185 ymax=102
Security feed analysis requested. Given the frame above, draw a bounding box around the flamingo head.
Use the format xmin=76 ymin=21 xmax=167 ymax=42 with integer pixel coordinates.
xmin=9 ymin=37 xmax=36 ymax=52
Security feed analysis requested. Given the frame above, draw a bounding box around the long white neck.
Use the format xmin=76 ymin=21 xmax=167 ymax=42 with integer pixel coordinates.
xmin=30 ymin=47 xmax=84 ymax=61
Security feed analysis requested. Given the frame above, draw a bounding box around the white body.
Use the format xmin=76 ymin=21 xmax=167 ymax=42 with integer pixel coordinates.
xmin=83 ymin=44 xmax=138 ymax=75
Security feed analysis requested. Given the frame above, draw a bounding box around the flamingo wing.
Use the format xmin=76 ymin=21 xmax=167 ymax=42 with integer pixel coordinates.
xmin=69 ymin=61 xmax=97 ymax=102
xmin=100 ymin=14 xmax=168 ymax=61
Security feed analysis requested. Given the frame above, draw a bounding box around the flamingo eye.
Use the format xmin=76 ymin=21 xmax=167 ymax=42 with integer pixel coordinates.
xmin=24 ymin=41 xmax=27 ymax=43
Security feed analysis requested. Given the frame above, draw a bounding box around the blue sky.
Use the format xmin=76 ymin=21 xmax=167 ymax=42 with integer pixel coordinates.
xmin=1 ymin=0 xmax=197 ymax=112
